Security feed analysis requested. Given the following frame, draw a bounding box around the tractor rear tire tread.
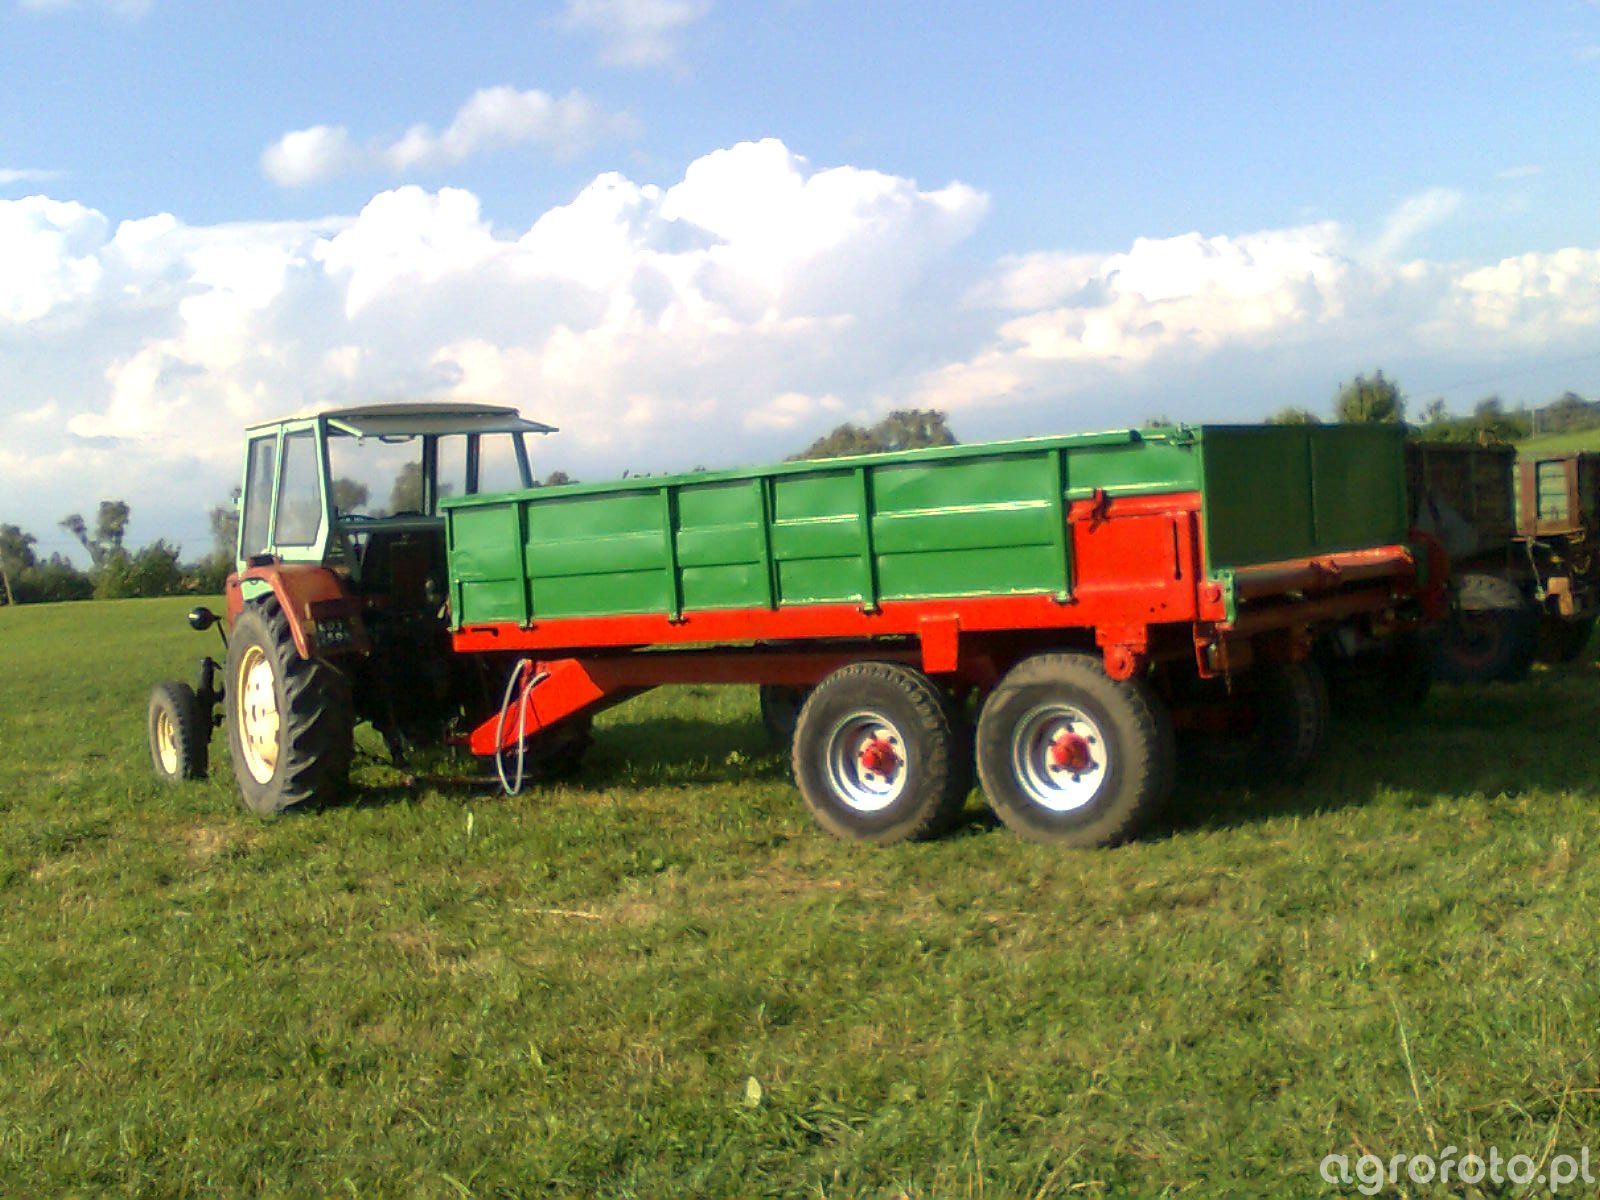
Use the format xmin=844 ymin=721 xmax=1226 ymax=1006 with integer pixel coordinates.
xmin=226 ymin=596 xmax=354 ymax=815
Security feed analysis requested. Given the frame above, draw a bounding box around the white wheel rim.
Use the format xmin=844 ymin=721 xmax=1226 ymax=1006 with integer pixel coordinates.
xmin=824 ymin=710 xmax=909 ymax=813
xmin=236 ymin=645 xmax=280 ymax=784
xmin=1010 ymin=702 xmax=1108 ymax=813
xmin=154 ymin=708 xmax=179 ymax=775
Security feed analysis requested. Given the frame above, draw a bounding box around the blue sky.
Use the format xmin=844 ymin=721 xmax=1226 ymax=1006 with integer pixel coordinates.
xmin=3 ymin=0 xmax=1599 ymax=554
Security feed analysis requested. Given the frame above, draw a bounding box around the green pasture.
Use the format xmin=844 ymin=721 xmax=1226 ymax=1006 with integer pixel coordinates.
xmin=1 ymin=597 xmax=1597 ymax=1197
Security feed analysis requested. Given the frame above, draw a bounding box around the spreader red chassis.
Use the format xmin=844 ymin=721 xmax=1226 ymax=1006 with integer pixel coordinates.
xmin=455 ymin=491 xmax=1429 ymax=756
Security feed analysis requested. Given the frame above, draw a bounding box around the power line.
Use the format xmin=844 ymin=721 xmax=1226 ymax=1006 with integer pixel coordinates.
xmin=1413 ymin=349 xmax=1600 ymax=400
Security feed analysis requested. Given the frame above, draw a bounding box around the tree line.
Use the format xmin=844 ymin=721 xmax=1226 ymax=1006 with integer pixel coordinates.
xmin=1262 ymin=372 xmax=1600 ymax=442
xmin=5 ymin=388 xmax=1591 ymax=607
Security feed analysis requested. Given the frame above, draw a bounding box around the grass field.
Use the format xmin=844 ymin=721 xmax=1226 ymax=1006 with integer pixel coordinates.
xmin=1516 ymin=427 xmax=1600 ymax=456
xmin=2 ymin=597 xmax=1598 ymax=1197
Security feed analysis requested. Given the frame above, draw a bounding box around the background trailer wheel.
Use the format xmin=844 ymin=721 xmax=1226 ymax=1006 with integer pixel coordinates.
xmin=225 ymin=597 xmax=354 ymax=815
xmin=975 ymin=653 xmax=1175 ymax=847
xmin=147 ymin=680 xmax=209 ymax=782
xmin=1428 ymin=572 xmax=1539 ymax=684
xmin=791 ymin=662 xmax=969 ymax=844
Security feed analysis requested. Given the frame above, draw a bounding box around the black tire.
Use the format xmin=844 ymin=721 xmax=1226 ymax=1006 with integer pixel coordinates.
xmin=791 ymin=662 xmax=968 ymax=844
xmin=225 ymin=597 xmax=354 ymax=815
xmin=1186 ymin=659 xmax=1330 ymax=784
xmin=975 ymin=653 xmax=1175 ymax=847
xmin=1428 ymin=572 xmax=1538 ymax=684
xmin=1538 ymin=614 xmax=1597 ymax=664
xmin=148 ymin=680 xmax=209 ymax=782
xmin=758 ymin=684 xmax=809 ymax=747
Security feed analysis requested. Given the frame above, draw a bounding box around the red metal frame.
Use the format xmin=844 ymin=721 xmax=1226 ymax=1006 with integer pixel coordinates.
xmin=456 ymin=490 xmax=1425 ymax=756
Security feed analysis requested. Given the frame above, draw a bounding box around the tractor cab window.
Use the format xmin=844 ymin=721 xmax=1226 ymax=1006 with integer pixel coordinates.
xmin=326 ymin=435 xmax=424 ymax=517
xmin=273 ymin=431 xmax=324 ymax=546
xmin=239 ymin=436 xmax=276 ymax=557
xmin=477 ymin=433 xmax=526 ymax=495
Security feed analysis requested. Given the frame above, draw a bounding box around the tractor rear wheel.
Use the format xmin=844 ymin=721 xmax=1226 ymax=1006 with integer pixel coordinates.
xmin=1428 ymin=572 xmax=1538 ymax=684
xmin=148 ymin=680 xmax=209 ymax=782
xmin=791 ymin=662 xmax=968 ymax=844
xmin=975 ymin=653 xmax=1174 ymax=847
xmin=225 ymin=597 xmax=354 ymax=814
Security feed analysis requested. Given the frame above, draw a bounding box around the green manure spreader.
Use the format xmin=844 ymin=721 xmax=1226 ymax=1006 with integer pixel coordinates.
xmin=147 ymin=404 xmax=1442 ymax=847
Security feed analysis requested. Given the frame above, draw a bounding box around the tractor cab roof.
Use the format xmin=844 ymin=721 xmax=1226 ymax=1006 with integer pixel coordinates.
xmin=246 ymin=401 xmax=556 ymax=439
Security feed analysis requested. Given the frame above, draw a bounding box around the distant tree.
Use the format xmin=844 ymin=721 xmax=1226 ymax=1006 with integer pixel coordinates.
xmin=542 ymin=470 xmax=575 ymax=487
xmin=1471 ymin=395 xmax=1528 ymax=443
xmin=93 ymin=540 xmax=184 ymax=600
xmin=1143 ymin=415 xmax=1176 ymax=429
xmin=389 ymin=462 xmax=425 ymax=513
xmin=1532 ymin=391 xmax=1599 ymax=436
xmin=60 ymin=500 xmax=131 ymax=566
xmin=1334 ymin=371 xmax=1406 ymax=425
xmin=1266 ymin=406 xmax=1323 ymax=426
xmin=18 ymin=554 xmax=93 ymax=604
xmin=331 ymin=477 xmax=371 ymax=514
xmin=0 ymin=523 xmax=38 ymax=606
xmin=791 ymin=409 xmax=958 ymax=461
xmin=1418 ymin=398 xmax=1449 ymax=427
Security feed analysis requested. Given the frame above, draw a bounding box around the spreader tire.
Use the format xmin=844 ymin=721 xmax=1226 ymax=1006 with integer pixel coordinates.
xmin=1429 ymin=572 xmax=1538 ymax=684
xmin=758 ymin=684 xmax=809 ymax=747
xmin=225 ymin=597 xmax=354 ymax=815
xmin=975 ymin=653 xmax=1174 ymax=847
xmin=148 ymin=680 xmax=209 ymax=782
xmin=791 ymin=662 xmax=967 ymax=844
xmin=1188 ymin=659 xmax=1330 ymax=785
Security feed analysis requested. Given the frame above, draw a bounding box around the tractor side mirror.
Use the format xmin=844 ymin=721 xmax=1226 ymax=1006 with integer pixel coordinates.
xmin=187 ymin=606 xmax=219 ymax=632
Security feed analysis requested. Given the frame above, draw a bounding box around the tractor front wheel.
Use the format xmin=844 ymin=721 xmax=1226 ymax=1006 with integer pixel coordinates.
xmin=225 ymin=597 xmax=354 ymax=814
xmin=148 ymin=680 xmax=209 ymax=782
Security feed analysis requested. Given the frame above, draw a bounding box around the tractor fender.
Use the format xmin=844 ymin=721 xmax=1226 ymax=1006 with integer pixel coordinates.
xmin=224 ymin=562 xmax=369 ymax=660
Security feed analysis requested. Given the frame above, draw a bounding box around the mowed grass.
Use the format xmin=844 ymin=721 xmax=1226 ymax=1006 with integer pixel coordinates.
xmin=1517 ymin=427 xmax=1600 ymax=456
xmin=2 ymin=598 xmax=1599 ymax=1198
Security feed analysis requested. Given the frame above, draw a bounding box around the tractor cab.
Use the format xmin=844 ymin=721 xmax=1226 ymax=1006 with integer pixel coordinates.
xmin=237 ymin=402 xmax=554 ymax=608
xmin=215 ymin=402 xmax=557 ymax=769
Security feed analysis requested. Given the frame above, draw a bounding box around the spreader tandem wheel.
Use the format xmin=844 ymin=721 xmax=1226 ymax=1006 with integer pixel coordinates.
xmin=975 ymin=653 xmax=1175 ymax=847
xmin=791 ymin=662 xmax=970 ymax=844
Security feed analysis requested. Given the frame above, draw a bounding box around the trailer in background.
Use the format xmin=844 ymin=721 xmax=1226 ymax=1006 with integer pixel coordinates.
xmin=1409 ymin=443 xmax=1598 ymax=682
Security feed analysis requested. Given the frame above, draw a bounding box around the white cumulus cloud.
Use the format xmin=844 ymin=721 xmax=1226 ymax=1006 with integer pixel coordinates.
xmin=3 ymin=148 xmax=1600 ymax=551
xmin=261 ymin=87 xmax=637 ymax=187
xmin=559 ymin=0 xmax=711 ymax=67
xmin=0 ymin=167 xmax=65 ymax=186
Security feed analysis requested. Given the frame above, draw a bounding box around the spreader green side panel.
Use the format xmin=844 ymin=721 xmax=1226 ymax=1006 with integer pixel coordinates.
xmin=443 ymin=423 xmax=1410 ymax=629
xmin=443 ymin=429 xmax=1206 ymax=627
xmin=1195 ymin=425 xmax=1409 ymax=572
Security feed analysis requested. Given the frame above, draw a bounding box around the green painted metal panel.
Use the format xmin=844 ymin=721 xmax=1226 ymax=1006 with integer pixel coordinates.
xmin=1197 ymin=425 xmax=1407 ymax=573
xmin=1535 ymin=460 xmax=1571 ymax=524
xmin=442 ymin=424 xmax=1409 ymax=629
